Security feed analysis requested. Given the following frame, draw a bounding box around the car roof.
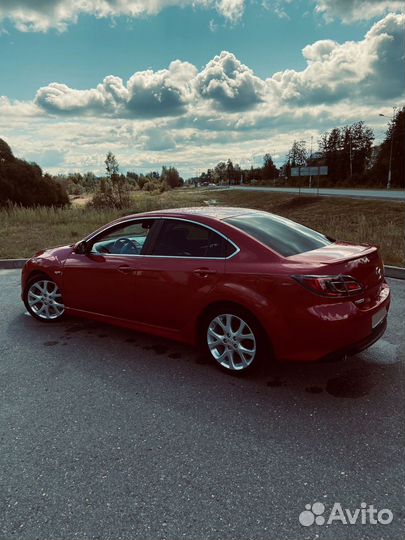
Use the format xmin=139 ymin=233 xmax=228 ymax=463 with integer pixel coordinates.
xmin=121 ymin=206 xmax=264 ymax=221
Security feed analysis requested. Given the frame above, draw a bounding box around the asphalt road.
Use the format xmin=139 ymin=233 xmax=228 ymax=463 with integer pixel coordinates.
xmin=0 ymin=269 xmax=404 ymax=540
xmin=214 ymin=186 xmax=405 ymax=201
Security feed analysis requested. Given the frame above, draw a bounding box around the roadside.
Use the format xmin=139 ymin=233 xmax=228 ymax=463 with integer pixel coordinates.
xmin=1 ymin=190 xmax=404 ymax=266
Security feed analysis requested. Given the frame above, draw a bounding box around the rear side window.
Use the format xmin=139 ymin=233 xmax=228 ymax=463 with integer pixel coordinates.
xmin=151 ymin=220 xmax=234 ymax=258
xmin=225 ymin=213 xmax=333 ymax=257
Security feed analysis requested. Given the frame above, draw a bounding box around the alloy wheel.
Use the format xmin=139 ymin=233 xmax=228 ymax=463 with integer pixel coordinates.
xmin=207 ymin=313 xmax=256 ymax=371
xmin=27 ymin=280 xmax=65 ymax=320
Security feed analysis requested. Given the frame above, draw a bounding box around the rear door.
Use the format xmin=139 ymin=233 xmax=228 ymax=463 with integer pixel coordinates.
xmin=130 ymin=218 xmax=228 ymax=330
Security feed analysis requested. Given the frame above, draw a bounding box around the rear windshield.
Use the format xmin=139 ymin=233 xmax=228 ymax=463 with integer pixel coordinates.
xmin=225 ymin=213 xmax=334 ymax=257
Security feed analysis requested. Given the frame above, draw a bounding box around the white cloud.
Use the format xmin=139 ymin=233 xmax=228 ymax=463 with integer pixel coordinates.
xmin=267 ymin=13 xmax=405 ymax=104
xmin=0 ymin=95 xmax=42 ymax=116
xmin=34 ymin=53 xmax=267 ymax=117
xmin=31 ymin=14 xmax=404 ymax=119
xmin=35 ymin=60 xmax=198 ymax=117
xmin=195 ymin=51 xmax=266 ymax=111
xmin=315 ymin=0 xmax=404 ymax=23
xmin=2 ymin=14 xmax=404 ymax=176
xmin=215 ymin=0 xmax=245 ymax=23
xmin=0 ymin=0 xmax=245 ymax=32
xmin=0 ymin=0 xmax=403 ymax=32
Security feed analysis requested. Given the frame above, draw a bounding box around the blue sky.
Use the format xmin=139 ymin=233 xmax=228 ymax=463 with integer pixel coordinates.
xmin=0 ymin=0 xmax=403 ymax=176
xmin=1 ymin=4 xmax=366 ymax=100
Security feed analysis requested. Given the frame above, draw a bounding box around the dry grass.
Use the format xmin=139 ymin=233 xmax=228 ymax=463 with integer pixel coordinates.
xmin=1 ymin=188 xmax=404 ymax=266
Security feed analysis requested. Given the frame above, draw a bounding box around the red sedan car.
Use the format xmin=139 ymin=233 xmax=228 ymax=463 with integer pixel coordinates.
xmin=22 ymin=207 xmax=390 ymax=373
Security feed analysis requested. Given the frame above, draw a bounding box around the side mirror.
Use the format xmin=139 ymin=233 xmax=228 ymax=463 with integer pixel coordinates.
xmin=73 ymin=240 xmax=90 ymax=255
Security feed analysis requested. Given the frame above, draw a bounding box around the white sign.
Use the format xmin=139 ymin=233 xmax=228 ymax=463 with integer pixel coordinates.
xmin=291 ymin=166 xmax=328 ymax=177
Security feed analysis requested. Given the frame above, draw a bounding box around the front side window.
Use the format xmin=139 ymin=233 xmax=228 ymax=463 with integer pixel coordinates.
xmin=225 ymin=213 xmax=333 ymax=257
xmin=151 ymin=220 xmax=231 ymax=258
xmin=91 ymin=220 xmax=155 ymax=255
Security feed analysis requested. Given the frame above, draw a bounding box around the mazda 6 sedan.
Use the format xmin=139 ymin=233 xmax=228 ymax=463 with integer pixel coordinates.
xmin=22 ymin=207 xmax=390 ymax=373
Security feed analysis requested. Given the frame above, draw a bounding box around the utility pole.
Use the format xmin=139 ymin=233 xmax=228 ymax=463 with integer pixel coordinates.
xmin=349 ymin=139 xmax=353 ymax=178
xmin=309 ymin=135 xmax=313 ymax=188
xmin=379 ymin=107 xmax=397 ymax=190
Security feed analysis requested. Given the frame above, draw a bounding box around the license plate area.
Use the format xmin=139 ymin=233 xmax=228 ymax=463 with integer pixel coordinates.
xmin=372 ymin=307 xmax=387 ymax=329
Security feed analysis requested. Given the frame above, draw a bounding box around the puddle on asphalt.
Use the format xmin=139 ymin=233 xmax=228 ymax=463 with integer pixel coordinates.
xmin=325 ymin=368 xmax=379 ymax=398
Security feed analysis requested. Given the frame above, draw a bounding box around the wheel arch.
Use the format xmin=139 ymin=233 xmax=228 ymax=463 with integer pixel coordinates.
xmin=24 ymin=270 xmax=54 ymax=289
xmin=195 ymin=299 xmax=275 ymax=357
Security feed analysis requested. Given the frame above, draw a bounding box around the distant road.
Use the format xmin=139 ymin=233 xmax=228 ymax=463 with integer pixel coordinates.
xmin=215 ymin=186 xmax=405 ymax=201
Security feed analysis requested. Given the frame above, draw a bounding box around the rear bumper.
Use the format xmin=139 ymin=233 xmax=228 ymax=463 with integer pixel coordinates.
xmin=269 ymin=282 xmax=391 ymax=363
xmin=319 ymin=317 xmax=387 ymax=363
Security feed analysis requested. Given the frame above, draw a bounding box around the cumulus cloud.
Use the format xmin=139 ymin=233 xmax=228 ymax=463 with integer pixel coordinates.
xmin=0 ymin=96 xmax=42 ymax=116
xmin=0 ymin=0 xmax=403 ymax=32
xmin=315 ymin=0 xmax=404 ymax=23
xmin=195 ymin=51 xmax=266 ymax=111
xmin=139 ymin=128 xmax=177 ymax=151
xmin=34 ymin=53 xmax=267 ymax=117
xmin=267 ymin=13 xmax=405 ymax=104
xmin=215 ymin=0 xmax=245 ymax=23
xmin=35 ymin=60 xmax=198 ymax=117
xmin=31 ymin=12 xmax=405 ymax=119
xmin=22 ymin=13 xmax=405 ymax=121
xmin=0 ymin=0 xmax=245 ymax=32
xmin=3 ymin=13 xmax=404 ymax=176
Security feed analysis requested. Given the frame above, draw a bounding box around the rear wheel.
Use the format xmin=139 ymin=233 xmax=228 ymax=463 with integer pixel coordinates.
xmin=24 ymin=277 xmax=65 ymax=322
xmin=203 ymin=308 xmax=264 ymax=374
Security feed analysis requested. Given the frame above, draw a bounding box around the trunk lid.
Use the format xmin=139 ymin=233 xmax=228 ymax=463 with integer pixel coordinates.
xmin=289 ymin=242 xmax=384 ymax=291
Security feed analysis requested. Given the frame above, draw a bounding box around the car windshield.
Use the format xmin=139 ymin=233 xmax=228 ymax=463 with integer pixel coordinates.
xmin=225 ymin=213 xmax=334 ymax=257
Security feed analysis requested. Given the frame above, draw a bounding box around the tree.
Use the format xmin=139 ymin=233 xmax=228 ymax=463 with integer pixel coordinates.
xmin=262 ymin=153 xmax=278 ymax=180
xmin=287 ymin=141 xmax=307 ymax=167
xmin=161 ymin=166 xmax=182 ymax=189
xmin=0 ymin=139 xmax=14 ymax=163
xmin=91 ymin=152 xmax=131 ymax=208
xmin=0 ymin=138 xmax=69 ymax=207
xmin=105 ymin=151 xmax=126 ymax=208
xmin=318 ymin=122 xmax=374 ymax=183
xmin=283 ymin=140 xmax=307 ymax=178
xmin=213 ymin=162 xmax=227 ymax=184
xmin=226 ymin=159 xmax=235 ymax=185
xmin=370 ymin=108 xmax=404 ymax=187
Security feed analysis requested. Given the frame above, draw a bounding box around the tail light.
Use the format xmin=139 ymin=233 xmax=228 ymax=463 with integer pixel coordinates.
xmin=292 ymin=274 xmax=364 ymax=298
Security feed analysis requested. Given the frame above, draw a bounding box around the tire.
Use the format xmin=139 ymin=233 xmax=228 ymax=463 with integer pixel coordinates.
xmin=24 ymin=276 xmax=65 ymax=323
xmin=202 ymin=306 xmax=266 ymax=374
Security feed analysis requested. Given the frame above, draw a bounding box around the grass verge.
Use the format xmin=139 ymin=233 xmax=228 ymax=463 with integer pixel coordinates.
xmin=0 ymin=189 xmax=403 ymax=266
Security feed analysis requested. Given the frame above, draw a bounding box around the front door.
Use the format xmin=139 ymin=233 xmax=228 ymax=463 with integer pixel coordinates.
xmin=62 ymin=218 xmax=157 ymax=321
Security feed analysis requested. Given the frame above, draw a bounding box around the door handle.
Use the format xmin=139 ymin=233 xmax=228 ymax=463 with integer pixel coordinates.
xmin=117 ymin=265 xmax=134 ymax=274
xmin=193 ymin=268 xmax=217 ymax=277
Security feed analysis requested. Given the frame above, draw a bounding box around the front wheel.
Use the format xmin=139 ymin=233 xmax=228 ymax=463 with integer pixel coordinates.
xmin=24 ymin=277 xmax=65 ymax=322
xmin=203 ymin=309 xmax=264 ymax=374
